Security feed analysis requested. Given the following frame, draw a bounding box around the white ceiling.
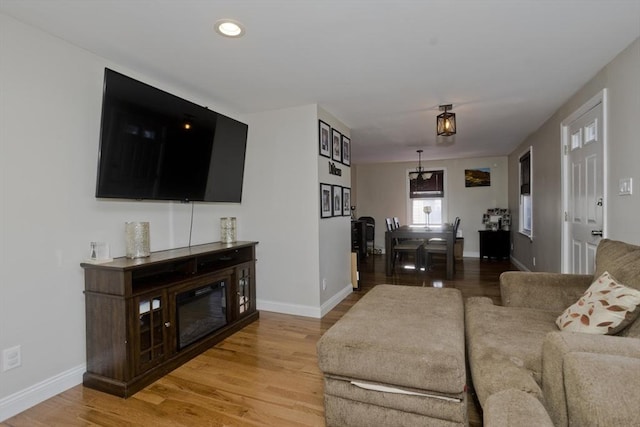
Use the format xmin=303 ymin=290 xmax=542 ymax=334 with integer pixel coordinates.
xmin=2 ymin=0 xmax=639 ymax=164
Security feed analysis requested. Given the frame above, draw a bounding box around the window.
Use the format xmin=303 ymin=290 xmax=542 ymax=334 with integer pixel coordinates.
xmin=408 ymin=169 xmax=446 ymax=225
xmin=519 ymin=149 xmax=532 ymax=237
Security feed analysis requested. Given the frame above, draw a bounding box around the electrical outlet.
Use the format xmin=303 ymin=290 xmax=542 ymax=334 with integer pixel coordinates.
xmin=533 ymin=257 xmax=536 ymax=267
xmin=2 ymin=345 xmax=21 ymax=371
xmin=322 ymin=278 xmax=327 ymax=291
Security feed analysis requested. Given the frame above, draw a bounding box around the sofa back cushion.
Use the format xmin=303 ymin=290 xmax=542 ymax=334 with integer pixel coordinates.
xmin=594 ymin=239 xmax=640 ymax=337
xmin=594 ymin=239 xmax=640 ymax=290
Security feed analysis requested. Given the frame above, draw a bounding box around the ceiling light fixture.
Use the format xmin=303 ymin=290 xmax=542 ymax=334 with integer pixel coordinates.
xmin=214 ymin=19 xmax=245 ymax=38
xmin=408 ymin=149 xmax=433 ymax=180
xmin=436 ymin=104 xmax=456 ymax=136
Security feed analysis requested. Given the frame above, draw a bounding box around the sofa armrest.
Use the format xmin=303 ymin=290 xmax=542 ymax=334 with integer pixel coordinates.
xmin=541 ymin=332 xmax=640 ymax=426
xmin=564 ymin=352 xmax=640 ymax=427
xmin=484 ymin=389 xmax=554 ymax=427
xmin=500 ymin=272 xmax=592 ymax=311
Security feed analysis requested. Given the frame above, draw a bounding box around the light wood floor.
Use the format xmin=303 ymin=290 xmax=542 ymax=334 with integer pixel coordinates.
xmin=2 ymin=255 xmax=515 ymax=427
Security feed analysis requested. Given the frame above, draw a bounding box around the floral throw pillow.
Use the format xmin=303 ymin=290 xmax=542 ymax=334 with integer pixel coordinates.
xmin=556 ymin=271 xmax=640 ymax=335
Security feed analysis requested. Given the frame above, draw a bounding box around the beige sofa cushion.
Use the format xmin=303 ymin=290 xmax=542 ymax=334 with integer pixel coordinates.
xmin=594 ymin=239 xmax=640 ymax=338
xmin=317 ymin=285 xmax=466 ymax=394
xmin=556 ymin=271 xmax=640 ymax=335
xmin=594 ymin=239 xmax=640 ymax=290
xmin=541 ymin=332 xmax=640 ymax=427
xmin=465 ymin=297 xmax=558 ymax=406
xmin=564 ymin=352 xmax=640 ymax=427
xmin=484 ymin=389 xmax=554 ymax=427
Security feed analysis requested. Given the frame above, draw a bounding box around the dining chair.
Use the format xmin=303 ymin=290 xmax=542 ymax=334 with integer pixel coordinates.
xmin=423 ymin=217 xmax=461 ymax=271
xmin=393 ymin=216 xmax=424 ymax=245
xmin=358 ymin=216 xmax=375 ymax=254
xmin=386 ymin=218 xmax=423 ymax=273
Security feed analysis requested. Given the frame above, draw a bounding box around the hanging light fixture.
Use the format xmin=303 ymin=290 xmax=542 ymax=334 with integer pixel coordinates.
xmin=408 ymin=149 xmax=433 ymax=180
xmin=436 ymin=104 xmax=456 ymax=136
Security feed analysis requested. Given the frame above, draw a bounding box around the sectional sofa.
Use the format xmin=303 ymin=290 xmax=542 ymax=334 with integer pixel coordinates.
xmin=466 ymin=238 xmax=640 ymax=426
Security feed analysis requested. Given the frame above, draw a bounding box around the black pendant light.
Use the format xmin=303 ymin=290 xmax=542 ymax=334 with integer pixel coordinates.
xmin=436 ymin=104 xmax=456 ymax=136
xmin=409 ymin=149 xmax=432 ymax=180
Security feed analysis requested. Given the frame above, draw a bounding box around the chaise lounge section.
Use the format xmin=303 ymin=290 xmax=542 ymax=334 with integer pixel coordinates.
xmin=466 ymin=238 xmax=640 ymax=426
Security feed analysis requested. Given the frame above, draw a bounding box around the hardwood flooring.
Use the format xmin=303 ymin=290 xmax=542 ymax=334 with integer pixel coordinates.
xmin=2 ymin=255 xmax=516 ymax=427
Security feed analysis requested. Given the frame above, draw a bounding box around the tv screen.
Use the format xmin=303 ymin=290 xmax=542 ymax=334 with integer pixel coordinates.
xmin=96 ymin=68 xmax=248 ymax=202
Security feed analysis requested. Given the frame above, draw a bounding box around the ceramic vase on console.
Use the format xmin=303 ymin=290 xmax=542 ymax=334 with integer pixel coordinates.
xmin=125 ymin=221 xmax=150 ymax=259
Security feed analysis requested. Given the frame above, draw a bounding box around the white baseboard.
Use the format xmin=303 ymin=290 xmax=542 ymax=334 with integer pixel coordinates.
xmin=257 ymin=284 xmax=353 ymax=319
xmin=510 ymin=256 xmax=530 ymax=271
xmin=0 ymin=363 xmax=85 ymax=422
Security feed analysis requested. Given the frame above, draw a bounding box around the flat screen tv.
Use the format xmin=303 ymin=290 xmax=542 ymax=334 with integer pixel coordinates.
xmin=96 ymin=68 xmax=248 ymax=203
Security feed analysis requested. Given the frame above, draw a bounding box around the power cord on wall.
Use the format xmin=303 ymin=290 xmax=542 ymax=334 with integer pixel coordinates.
xmin=188 ymin=202 xmax=195 ymax=247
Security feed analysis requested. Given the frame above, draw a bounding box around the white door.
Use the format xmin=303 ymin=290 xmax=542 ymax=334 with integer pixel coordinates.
xmin=564 ymin=102 xmax=604 ymax=274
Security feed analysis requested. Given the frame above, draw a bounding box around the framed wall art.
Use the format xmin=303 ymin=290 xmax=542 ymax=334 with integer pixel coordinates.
xmin=341 ymin=135 xmax=351 ymax=166
xmin=332 ymin=128 xmax=342 ymax=162
xmin=465 ymin=168 xmax=491 ymax=187
xmin=320 ymin=183 xmax=332 ymax=218
xmin=342 ymin=187 xmax=351 ymax=216
xmin=319 ymin=120 xmax=331 ymax=158
xmin=332 ymin=185 xmax=343 ymax=216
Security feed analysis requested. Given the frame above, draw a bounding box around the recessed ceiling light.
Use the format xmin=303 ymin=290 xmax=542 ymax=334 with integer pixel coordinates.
xmin=214 ymin=19 xmax=245 ymax=38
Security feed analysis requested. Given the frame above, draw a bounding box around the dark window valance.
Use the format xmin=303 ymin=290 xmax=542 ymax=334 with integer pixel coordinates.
xmin=520 ymin=152 xmax=531 ymax=195
xmin=409 ymin=170 xmax=444 ymax=199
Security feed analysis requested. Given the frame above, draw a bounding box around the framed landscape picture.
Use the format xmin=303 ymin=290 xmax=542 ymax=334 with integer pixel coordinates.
xmin=342 ymin=187 xmax=351 ymax=216
xmin=332 ymin=128 xmax=342 ymax=162
xmin=320 ymin=183 xmax=332 ymax=218
xmin=319 ymin=120 xmax=331 ymax=158
xmin=465 ymin=168 xmax=491 ymax=187
xmin=342 ymin=135 xmax=351 ymax=166
xmin=332 ymin=185 xmax=343 ymax=216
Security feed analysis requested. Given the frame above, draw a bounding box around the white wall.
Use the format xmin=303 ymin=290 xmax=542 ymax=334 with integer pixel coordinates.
xmin=241 ymin=104 xmax=322 ymax=315
xmin=317 ymin=108 xmax=352 ymax=309
xmin=509 ymin=38 xmax=640 ymax=272
xmin=0 ymin=13 xmax=248 ymax=413
xmin=0 ymin=14 xmax=351 ymax=419
xmin=354 ymin=156 xmax=508 ymax=256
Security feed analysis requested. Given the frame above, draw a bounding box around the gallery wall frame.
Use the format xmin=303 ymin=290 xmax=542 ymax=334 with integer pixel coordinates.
xmin=342 ymin=187 xmax=351 ymax=216
xmin=332 ymin=185 xmax=343 ymax=216
xmin=320 ymin=183 xmax=332 ymax=218
xmin=319 ymin=120 xmax=331 ymax=158
xmin=341 ymin=135 xmax=351 ymax=166
xmin=332 ymin=128 xmax=342 ymax=162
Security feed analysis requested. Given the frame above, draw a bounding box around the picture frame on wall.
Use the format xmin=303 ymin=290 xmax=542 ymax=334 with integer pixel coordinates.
xmin=319 ymin=120 xmax=331 ymax=158
xmin=332 ymin=185 xmax=343 ymax=217
xmin=342 ymin=135 xmax=351 ymax=166
xmin=320 ymin=183 xmax=332 ymax=218
xmin=332 ymin=128 xmax=342 ymax=162
xmin=465 ymin=168 xmax=491 ymax=187
xmin=342 ymin=187 xmax=351 ymax=216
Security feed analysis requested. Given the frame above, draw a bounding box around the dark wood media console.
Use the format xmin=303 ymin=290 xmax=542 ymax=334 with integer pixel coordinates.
xmin=81 ymin=241 xmax=259 ymax=397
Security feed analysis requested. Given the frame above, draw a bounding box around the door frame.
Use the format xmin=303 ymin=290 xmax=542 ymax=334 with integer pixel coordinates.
xmin=560 ymin=89 xmax=608 ymax=273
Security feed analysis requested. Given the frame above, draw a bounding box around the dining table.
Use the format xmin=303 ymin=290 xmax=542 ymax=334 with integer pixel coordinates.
xmin=385 ymin=224 xmax=456 ymax=279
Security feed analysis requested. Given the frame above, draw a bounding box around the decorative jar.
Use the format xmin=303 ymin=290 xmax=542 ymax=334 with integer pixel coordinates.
xmin=220 ymin=217 xmax=237 ymax=243
xmin=125 ymin=221 xmax=150 ymax=258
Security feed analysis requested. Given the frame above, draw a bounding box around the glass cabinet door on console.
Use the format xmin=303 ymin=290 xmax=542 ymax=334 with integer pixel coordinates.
xmin=133 ymin=291 xmax=169 ymax=375
xmin=235 ymin=262 xmax=255 ymax=319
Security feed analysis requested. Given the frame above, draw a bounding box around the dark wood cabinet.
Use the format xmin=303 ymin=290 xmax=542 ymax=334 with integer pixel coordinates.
xmin=81 ymin=242 xmax=258 ymax=397
xmin=479 ymin=230 xmax=510 ymax=260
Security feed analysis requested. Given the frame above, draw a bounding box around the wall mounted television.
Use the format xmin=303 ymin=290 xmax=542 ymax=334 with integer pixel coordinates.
xmin=96 ymin=68 xmax=248 ymax=203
